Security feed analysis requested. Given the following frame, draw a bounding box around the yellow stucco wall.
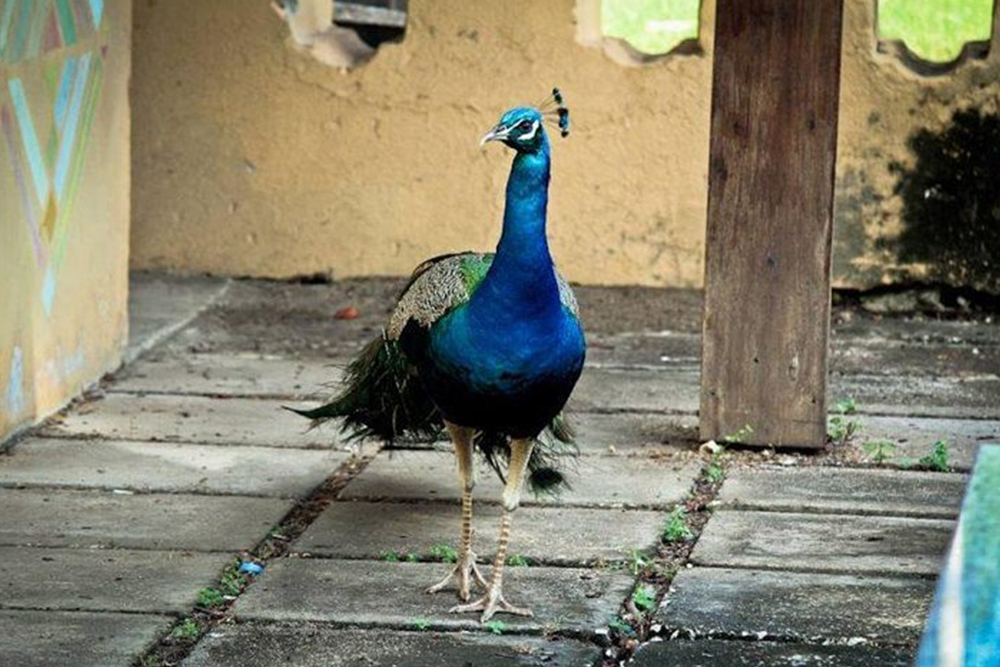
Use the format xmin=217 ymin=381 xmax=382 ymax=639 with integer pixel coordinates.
xmin=0 ymin=0 xmax=131 ymax=441
xmin=130 ymin=0 xmax=1000 ymax=291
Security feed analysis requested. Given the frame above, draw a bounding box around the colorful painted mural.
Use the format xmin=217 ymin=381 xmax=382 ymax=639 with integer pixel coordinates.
xmin=1 ymin=0 xmax=107 ymax=316
xmin=0 ymin=0 xmax=129 ymax=442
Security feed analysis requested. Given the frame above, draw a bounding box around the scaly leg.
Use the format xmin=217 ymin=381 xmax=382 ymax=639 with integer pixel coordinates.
xmin=450 ymin=438 xmax=535 ymax=622
xmin=426 ymin=421 xmax=488 ymax=601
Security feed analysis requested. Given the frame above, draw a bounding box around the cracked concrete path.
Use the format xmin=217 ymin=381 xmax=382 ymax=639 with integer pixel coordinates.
xmin=0 ymin=273 xmax=995 ymax=666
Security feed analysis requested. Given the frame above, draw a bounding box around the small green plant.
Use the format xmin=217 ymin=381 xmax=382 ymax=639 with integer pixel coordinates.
xmin=626 ymin=549 xmax=649 ymax=575
xmin=608 ymin=616 xmax=636 ymax=636
xmin=197 ymin=588 xmax=225 ymax=608
xmin=828 ymin=398 xmax=861 ymax=445
xmin=486 ymin=619 xmax=507 ymax=635
xmin=706 ymin=456 xmax=725 ymax=484
xmin=834 ymin=397 xmax=857 ymax=415
xmin=920 ymin=440 xmax=950 ymax=472
xmin=380 ymin=550 xmax=401 ymax=562
xmin=405 ymin=552 xmax=420 ymax=563
xmin=862 ymin=439 xmax=897 ymax=464
xmin=428 ymin=544 xmax=459 ymax=563
xmin=170 ymin=618 xmax=199 ymax=639
xmin=663 ymin=507 xmax=694 ymax=543
xmin=411 ymin=617 xmax=431 ymax=631
xmin=722 ymin=423 xmax=754 ymax=444
xmin=507 ymin=554 xmax=529 ymax=567
xmin=219 ymin=563 xmax=244 ymax=596
xmin=632 ymin=585 xmax=656 ymax=612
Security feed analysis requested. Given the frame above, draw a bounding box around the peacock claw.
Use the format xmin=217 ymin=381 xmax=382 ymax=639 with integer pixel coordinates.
xmin=425 ymin=550 xmax=488 ymax=602
xmin=448 ymin=584 xmax=533 ymax=623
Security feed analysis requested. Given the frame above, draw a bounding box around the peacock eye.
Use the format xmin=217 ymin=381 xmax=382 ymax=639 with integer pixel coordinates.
xmin=519 ymin=120 xmax=533 ymax=130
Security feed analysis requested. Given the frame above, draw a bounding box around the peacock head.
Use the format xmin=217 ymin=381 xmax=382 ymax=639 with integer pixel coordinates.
xmin=481 ymin=108 xmax=546 ymax=153
xmin=480 ymin=88 xmax=570 ymax=154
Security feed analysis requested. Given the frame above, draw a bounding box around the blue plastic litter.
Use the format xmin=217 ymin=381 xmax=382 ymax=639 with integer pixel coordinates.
xmin=239 ymin=561 xmax=264 ymax=575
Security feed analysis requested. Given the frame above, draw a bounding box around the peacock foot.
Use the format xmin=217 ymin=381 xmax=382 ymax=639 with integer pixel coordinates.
xmin=448 ymin=582 xmax=533 ymax=623
xmin=425 ymin=550 xmax=488 ymax=602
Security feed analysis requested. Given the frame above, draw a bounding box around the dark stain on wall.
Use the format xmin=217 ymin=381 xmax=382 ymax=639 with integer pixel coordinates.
xmin=889 ymin=107 xmax=1000 ymax=293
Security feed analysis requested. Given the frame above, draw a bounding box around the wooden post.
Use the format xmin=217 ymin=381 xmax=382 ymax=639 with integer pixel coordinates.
xmin=700 ymin=0 xmax=844 ymax=448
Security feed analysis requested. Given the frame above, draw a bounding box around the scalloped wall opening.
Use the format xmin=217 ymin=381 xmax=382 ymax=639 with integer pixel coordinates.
xmin=576 ymin=0 xmax=703 ymax=67
xmin=876 ymin=0 xmax=995 ymax=75
xmin=272 ymin=0 xmax=406 ymax=69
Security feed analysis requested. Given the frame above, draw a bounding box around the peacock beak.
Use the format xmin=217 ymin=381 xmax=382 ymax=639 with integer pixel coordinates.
xmin=480 ymin=124 xmax=509 ymax=147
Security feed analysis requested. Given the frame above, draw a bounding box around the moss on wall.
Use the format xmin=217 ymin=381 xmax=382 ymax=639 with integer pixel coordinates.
xmin=0 ymin=0 xmax=131 ymax=441
xmin=130 ymin=0 xmax=1000 ymax=293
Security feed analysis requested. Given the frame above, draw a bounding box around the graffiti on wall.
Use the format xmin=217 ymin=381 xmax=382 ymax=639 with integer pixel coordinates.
xmin=0 ymin=0 xmax=108 ymax=315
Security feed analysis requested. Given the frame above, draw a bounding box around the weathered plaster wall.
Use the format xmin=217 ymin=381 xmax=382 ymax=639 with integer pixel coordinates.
xmin=0 ymin=0 xmax=131 ymax=441
xmin=131 ymin=0 xmax=715 ymax=287
xmin=130 ymin=0 xmax=999 ymax=291
xmin=835 ymin=2 xmax=1000 ymax=292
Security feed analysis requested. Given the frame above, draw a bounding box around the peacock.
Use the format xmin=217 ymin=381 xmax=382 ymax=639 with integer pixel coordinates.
xmin=291 ymin=90 xmax=584 ymax=622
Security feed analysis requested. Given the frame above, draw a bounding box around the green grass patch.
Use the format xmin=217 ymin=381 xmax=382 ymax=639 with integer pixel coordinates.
xmin=601 ymin=0 xmax=700 ymax=55
xmin=878 ymin=0 xmax=993 ymax=63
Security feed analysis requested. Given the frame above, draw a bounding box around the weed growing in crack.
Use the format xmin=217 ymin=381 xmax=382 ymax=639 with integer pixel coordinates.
xmin=863 ymin=439 xmax=897 ymax=464
xmin=429 ymin=544 xmax=458 ymax=563
xmin=631 ymin=585 xmax=656 ymax=612
xmin=828 ymin=397 xmax=861 ymax=445
xmin=169 ymin=618 xmax=199 ymax=639
xmin=380 ymin=550 xmax=401 ymax=562
xmin=486 ymin=619 xmax=507 ymax=635
xmin=625 ymin=549 xmax=650 ymax=576
xmin=600 ymin=449 xmax=727 ymax=666
xmin=196 ymin=588 xmax=225 ymax=608
xmin=662 ymin=507 xmax=694 ymax=543
xmin=507 ymin=554 xmax=530 ymax=567
xmin=919 ymin=440 xmax=950 ymax=472
xmin=411 ymin=617 xmax=431 ymax=631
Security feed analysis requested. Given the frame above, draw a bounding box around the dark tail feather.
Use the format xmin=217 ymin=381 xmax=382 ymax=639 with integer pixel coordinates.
xmin=475 ymin=413 xmax=578 ymax=495
xmin=286 ymin=334 xmax=442 ymax=442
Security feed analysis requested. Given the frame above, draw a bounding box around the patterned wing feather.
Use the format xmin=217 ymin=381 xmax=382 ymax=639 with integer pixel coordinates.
xmin=386 ymin=252 xmax=579 ymax=340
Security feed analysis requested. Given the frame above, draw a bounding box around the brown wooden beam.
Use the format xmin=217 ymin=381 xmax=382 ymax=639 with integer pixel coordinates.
xmin=700 ymin=0 xmax=844 ymax=448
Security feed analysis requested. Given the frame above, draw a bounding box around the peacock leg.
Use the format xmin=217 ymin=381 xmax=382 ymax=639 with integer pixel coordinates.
xmin=449 ymin=438 xmax=534 ymax=622
xmin=426 ymin=422 xmax=488 ymax=601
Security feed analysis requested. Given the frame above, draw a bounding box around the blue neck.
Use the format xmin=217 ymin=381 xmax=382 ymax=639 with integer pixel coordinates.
xmin=471 ymin=137 xmax=561 ymax=319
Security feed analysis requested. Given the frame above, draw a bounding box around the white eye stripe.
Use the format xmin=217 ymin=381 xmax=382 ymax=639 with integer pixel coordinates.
xmin=518 ymin=120 xmax=539 ymax=142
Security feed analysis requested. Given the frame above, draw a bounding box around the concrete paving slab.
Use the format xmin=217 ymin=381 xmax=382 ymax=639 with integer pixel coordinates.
xmin=0 ymin=487 xmax=291 ymax=551
xmin=659 ymin=567 xmax=933 ymax=645
xmin=848 ymin=415 xmax=1000 ymax=471
xmin=0 ymin=438 xmax=345 ymax=497
xmin=163 ymin=279 xmax=393 ymax=359
xmin=570 ymin=412 xmax=700 ymax=453
xmin=342 ymin=450 xmax=700 ymax=509
xmin=40 ymin=393 xmax=339 ymax=448
xmin=831 ymin=373 xmax=1000 ymax=419
xmin=127 ymin=272 xmax=230 ymax=362
xmin=571 ymin=367 xmax=1000 ymax=419
xmin=297 ymin=501 xmax=662 ymax=565
xmin=720 ymin=466 xmax=967 ymax=518
xmin=630 ymin=638 xmax=915 ymax=667
xmin=235 ymin=558 xmax=632 ymax=636
xmin=182 ymin=623 xmax=600 ymax=667
xmin=691 ymin=510 xmax=954 ymax=575
xmin=589 ymin=332 xmax=1000 ymax=378
xmin=0 ymin=609 xmax=172 ymax=667
xmin=0 ymin=546 xmax=231 ymax=613
xmin=113 ymin=353 xmax=340 ymax=398
xmin=832 ymin=317 xmax=1000 ymax=348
